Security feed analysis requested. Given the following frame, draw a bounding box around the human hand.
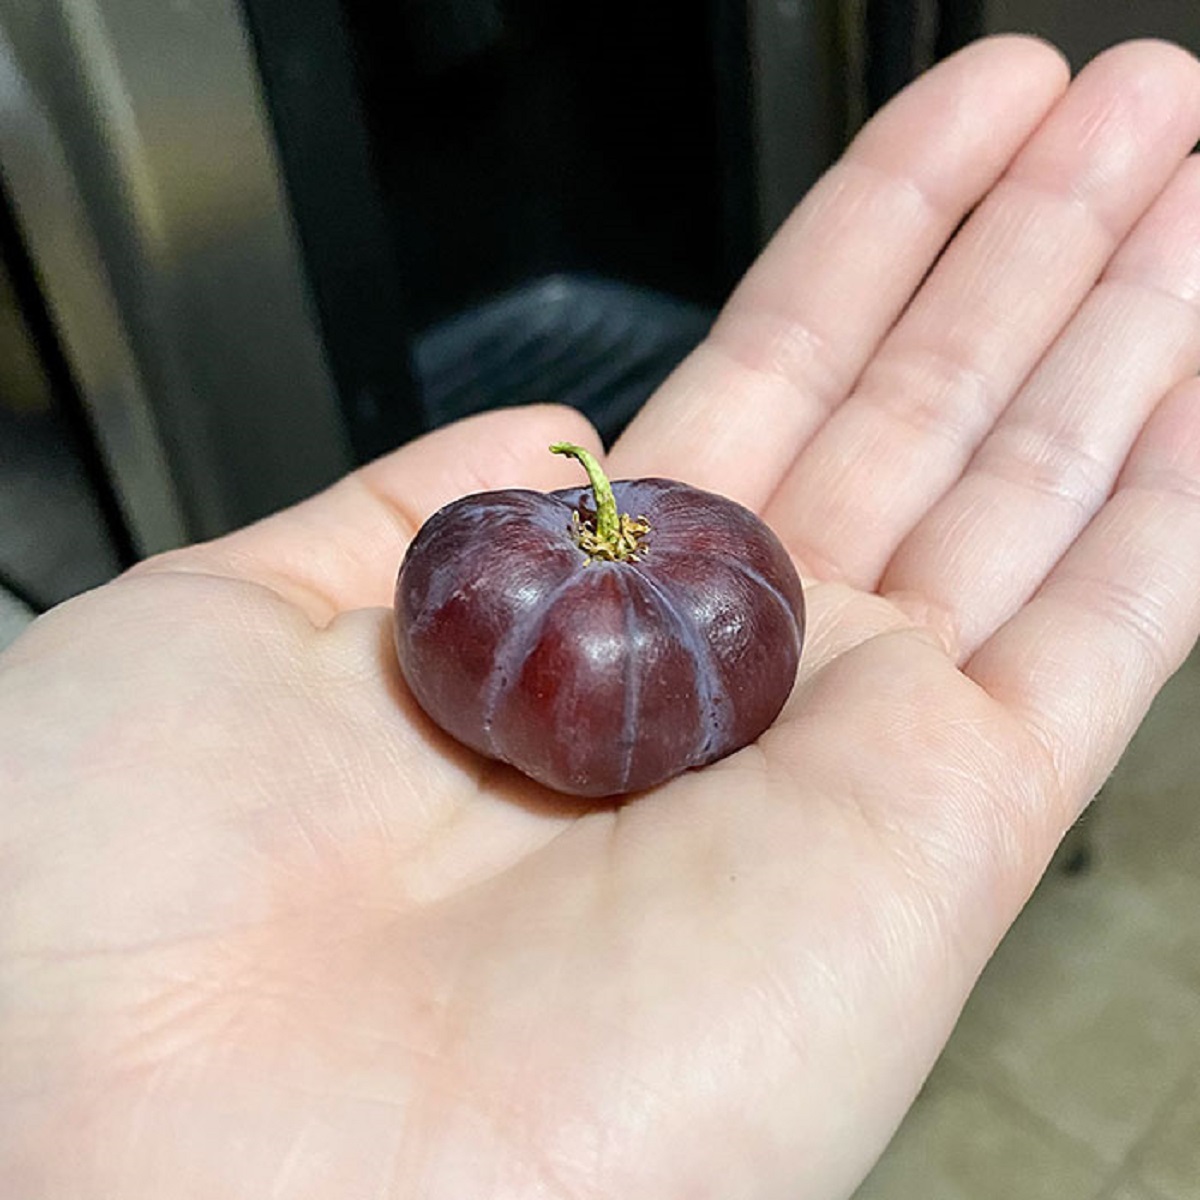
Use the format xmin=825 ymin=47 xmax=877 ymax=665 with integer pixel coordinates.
xmin=5 ymin=36 xmax=1200 ymax=1200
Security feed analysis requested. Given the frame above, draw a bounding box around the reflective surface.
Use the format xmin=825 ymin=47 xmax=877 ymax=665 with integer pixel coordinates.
xmin=748 ymin=0 xmax=857 ymax=240
xmin=0 ymin=249 xmax=119 ymax=625
xmin=0 ymin=0 xmax=352 ymax=550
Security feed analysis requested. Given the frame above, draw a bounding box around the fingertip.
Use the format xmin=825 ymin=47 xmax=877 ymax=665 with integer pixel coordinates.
xmin=1081 ymin=36 xmax=1200 ymax=76
xmin=877 ymin=30 xmax=1072 ymax=116
xmin=1066 ymin=37 xmax=1200 ymax=118
xmin=848 ymin=31 xmax=1071 ymax=214
xmin=946 ymin=32 xmax=1071 ymax=79
xmin=1002 ymin=36 xmax=1200 ymax=239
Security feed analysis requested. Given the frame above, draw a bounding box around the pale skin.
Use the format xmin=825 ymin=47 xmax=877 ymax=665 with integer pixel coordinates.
xmin=4 ymin=35 xmax=1200 ymax=1199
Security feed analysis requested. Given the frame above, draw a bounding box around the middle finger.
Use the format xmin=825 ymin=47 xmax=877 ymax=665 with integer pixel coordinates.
xmin=884 ymin=150 xmax=1200 ymax=660
xmin=764 ymin=40 xmax=1200 ymax=584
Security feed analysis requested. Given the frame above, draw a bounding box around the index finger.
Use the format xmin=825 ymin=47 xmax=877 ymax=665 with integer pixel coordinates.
xmin=608 ymin=35 xmax=1070 ymax=506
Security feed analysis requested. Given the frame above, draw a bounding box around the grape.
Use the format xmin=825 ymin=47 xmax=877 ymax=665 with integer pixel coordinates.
xmin=393 ymin=444 xmax=805 ymax=798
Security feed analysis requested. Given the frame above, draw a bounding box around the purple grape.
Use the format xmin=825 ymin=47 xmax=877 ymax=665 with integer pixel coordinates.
xmin=393 ymin=443 xmax=805 ymax=798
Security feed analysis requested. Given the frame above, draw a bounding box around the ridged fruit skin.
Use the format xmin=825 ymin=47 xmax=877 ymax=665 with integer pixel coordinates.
xmin=393 ymin=478 xmax=805 ymax=798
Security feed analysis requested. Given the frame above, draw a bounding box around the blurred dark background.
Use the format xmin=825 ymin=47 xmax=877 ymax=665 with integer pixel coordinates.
xmin=0 ymin=0 xmax=1197 ymax=636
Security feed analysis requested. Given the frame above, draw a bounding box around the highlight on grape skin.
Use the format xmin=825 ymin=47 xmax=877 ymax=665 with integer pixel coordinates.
xmin=392 ymin=442 xmax=805 ymax=798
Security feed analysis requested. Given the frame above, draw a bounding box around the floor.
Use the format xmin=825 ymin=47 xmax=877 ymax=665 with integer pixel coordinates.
xmin=0 ymin=585 xmax=32 ymax=652
xmin=0 ymin=250 xmax=120 ymax=629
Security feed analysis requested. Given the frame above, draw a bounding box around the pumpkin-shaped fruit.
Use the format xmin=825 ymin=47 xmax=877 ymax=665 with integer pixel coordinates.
xmin=393 ymin=443 xmax=805 ymax=797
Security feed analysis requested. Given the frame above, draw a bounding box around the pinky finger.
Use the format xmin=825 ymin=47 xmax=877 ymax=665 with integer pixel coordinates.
xmin=966 ymin=377 xmax=1200 ymax=822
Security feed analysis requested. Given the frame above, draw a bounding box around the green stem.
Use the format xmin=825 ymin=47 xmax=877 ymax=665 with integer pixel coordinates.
xmin=549 ymin=442 xmax=619 ymax=543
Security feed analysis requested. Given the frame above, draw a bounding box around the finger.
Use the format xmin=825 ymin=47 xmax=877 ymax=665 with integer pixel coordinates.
xmin=129 ymin=405 xmax=603 ymax=623
xmin=765 ymin=40 xmax=1200 ymax=583
xmin=967 ymin=375 xmax=1200 ymax=822
xmin=881 ymin=150 xmax=1200 ymax=659
xmin=607 ymin=36 xmax=1070 ymax=505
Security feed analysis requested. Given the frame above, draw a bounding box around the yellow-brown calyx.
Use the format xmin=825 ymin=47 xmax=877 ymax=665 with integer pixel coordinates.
xmin=550 ymin=442 xmax=652 ymax=564
xmin=570 ymin=509 xmax=651 ymax=563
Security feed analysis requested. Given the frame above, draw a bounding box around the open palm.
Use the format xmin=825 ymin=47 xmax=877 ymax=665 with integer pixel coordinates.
xmin=6 ymin=37 xmax=1200 ymax=1200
